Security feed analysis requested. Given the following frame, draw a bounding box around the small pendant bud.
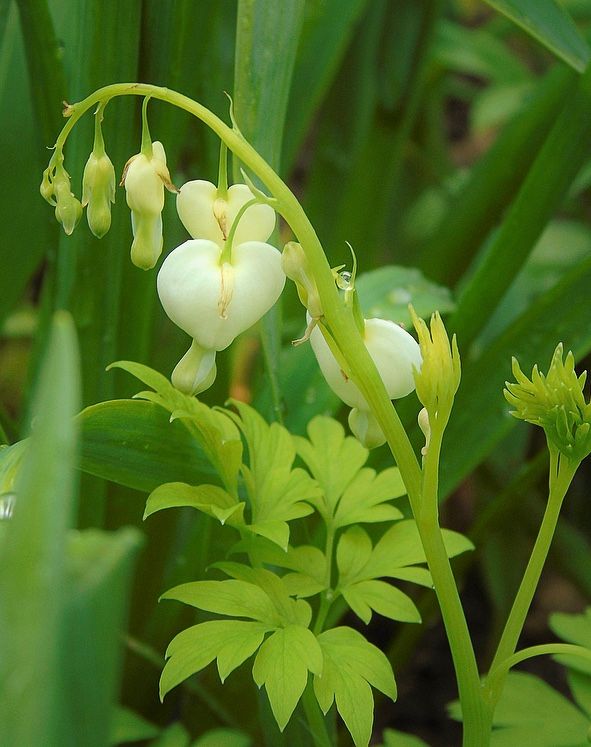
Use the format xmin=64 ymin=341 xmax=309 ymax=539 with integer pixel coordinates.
xmin=282 ymin=241 xmax=322 ymax=319
xmin=348 ymin=408 xmax=386 ymax=449
xmin=82 ymin=151 xmax=116 ymax=238
xmin=171 ymin=340 xmax=217 ymax=396
xmin=53 ymin=169 xmax=83 ymax=236
xmin=122 ymin=140 xmax=177 ymax=270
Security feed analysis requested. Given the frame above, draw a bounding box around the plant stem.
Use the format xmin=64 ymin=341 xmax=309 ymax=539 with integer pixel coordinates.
xmin=485 ymin=447 xmax=578 ymax=706
xmin=301 ymin=682 xmax=332 ymax=747
xmin=419 ymin=420 xmax=490 ymax=746
xmin=313 ymin=524 xmax=336 ymax=635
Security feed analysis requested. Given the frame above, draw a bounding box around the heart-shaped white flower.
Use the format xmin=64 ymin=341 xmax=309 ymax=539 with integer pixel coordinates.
xmin=177 ymin=180 xmax=275 ymax=245
xmin=309 ymin=317 xmax=422 ymax=410
xmin=157 ymin=238 xmax=285 ymax=351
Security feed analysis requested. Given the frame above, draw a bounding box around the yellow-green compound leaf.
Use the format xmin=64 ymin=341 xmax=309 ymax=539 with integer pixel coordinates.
xmin=314 ymin=627 xmax=396 ymax=747
xmin=224 ymin=402 xmax=319 ymax=547
xmin=550 ymin=607 xmax=591 ymax=676
xmin=161 ymin=580 xmax=280 ymax=625
xmin=342 ymin=580 xmax=421 ymax=626
xmin=295 ymin=416 xmax=368 ymax=519
xmin=252 ymin=625 xmax=322 ymax=731
xmin=213 ymin=562 xmax=313 ymax=627
xmin=144 ymin=482 xmax=244 ymax=526
xmin=482 ymin=0 xmax=590 ymax=73
xmin=333 ymin=466 xmax=406 ymax=529
xmin=160 ymin=620 xmax=272 ymax=699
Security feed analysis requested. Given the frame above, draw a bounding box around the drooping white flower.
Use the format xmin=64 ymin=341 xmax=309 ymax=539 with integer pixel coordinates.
xmin=309 ymin=317 xmax=422 ymax=447
xmin=157 ymin=238 xmax=285 ymax=352
xmin=176 ymin=180 xmax=275 ymax=245
xmin=122 ymin=141 xmax=176 ymax=270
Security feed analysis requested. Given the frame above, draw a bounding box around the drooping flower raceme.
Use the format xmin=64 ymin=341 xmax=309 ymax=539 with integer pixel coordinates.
xmin=157 ymin=180 xmax=285 ymax=395
xmin=122 ymin=141 xmax=177 ymax=270
xmin=309 ymin=317 xmax=422 ymax=447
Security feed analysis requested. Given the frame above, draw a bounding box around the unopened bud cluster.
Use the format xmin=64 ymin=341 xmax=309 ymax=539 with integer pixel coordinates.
xmin=505 ymin=344 xmax=591 ymax=463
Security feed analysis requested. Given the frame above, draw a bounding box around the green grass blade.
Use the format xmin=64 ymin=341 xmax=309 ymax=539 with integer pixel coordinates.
xmin=0 ymin=312 xmax=80 ymax=746
xmin=62 ymin=527 xmax=143 ymax=747
xmin=282 ymin=0 xmax=370 ymax=173
xmin=234 ymin=0 xmax=305 ymax=172
xmin=483 ymin=0 xmax=591 ymax=72
xmin=449 ymin=62 xmax=591 ymax=349
xmin=422 ymin=62 xmax=576 ymax=285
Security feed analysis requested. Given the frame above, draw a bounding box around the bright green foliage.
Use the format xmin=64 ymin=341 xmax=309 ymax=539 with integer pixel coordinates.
xmin=314 ymin=627 xmax=396 ymax=747
xmin=109 ymin=706 xmax=160 ymax=744
xmin=295 ymin=416 xmax=406 ymax=523
xmin=224 ymin=400 xmax=319 ymax=549
xmin=253 ymin=625 xmax=323 ymax=730
xmin=355 ymin=265 xmax=455 ymax=328
xmin=505 ymin=344 xmax=591 ymax=462
xmin=192 ymin=729 xmax=251 ymax=747
xmin=336 ymin=522 xmax=472 ymax=618
xmin=144 ymin=482 xmax=245 ymax=526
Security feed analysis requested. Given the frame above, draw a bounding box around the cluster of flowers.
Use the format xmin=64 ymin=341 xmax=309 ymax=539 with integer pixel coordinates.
xmin=41 ymin=108 xmax=422 ymax=447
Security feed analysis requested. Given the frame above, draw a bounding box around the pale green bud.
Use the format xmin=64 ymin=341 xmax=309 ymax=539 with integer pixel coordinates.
xmin=122 ymin=141 xmax=177 ymax=270
xmin=53 ymin=170 xmax=82 ymax=236
xmin=82 ymin=150 xmax=116 ymax=238
xmin=171 ymin=340 xmax=217 ymax=396
xmin=40 ymin=166 xmax=55 ymax=204
xmin=348 ymin=408 xmax=386 ymax=449
xmin=282 ymin=241 xmax=322 ymax=318
xmin=410 ymin=306 xmax=460 ymax=429
xmin=504 ymin=344 xmax=591 ymax=463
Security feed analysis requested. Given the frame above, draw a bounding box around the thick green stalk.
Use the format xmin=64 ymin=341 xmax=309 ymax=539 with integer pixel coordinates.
xmin=485 ymin=448 xmax=578 ymax=706
xmin=301 ymin=683 xmax=332 ymax=747
xmin=419 ymin=420 xmax=490 ymax=746
xmin=53 ymin=83 xmax=423 ymax=507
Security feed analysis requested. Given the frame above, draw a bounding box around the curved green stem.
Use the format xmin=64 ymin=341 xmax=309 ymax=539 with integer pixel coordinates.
xmin=485 ymin=447 xmax=579 ymax=707
xmin=487 ymin=643 xmax=591 ymax=696
xmin=54 ymin=83 xmax=422 ymax=510
xmin=301 ymin=682 xmax=332 ymax=747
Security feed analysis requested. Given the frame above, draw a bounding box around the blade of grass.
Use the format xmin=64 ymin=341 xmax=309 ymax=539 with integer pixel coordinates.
xmin=449 ymin=61 xmax=591 ymax=350
xmin=0 ymin=312 xmax=80 ymax=746
xmin=421 ymin=63 xmax=577 ymax=285
xmin=482 ymin=0 xmax=591 ymax=72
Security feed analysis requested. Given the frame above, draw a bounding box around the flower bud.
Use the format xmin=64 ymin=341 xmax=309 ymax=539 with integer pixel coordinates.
xmin=176 ymin=180 xmax=275 ymax=245
xmin=504 ymin=344 xmax=591 ymax=462
xmin=82 ymin=150 xmax=116 ymax=238
xmin=53 ymin=170 xmax=82 ymax=236
xmin=410 ymin=307 xmax=460 ymax=428
xmin=171 ymin=340 xmax=217 ymax=396
xmin=157 ymin=238 xmax=285 ymax=351
xmin=122 ymin=141 xmax=176 ymax=270
xmin=282 ymin=242 xmax=322 ymax=318
xmin=309 ymin=317 xmax=422 ymax=412
xmin=348 ymin=408 xmax=386 ymax=449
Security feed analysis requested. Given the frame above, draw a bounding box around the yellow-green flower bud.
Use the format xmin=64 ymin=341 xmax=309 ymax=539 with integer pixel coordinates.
xmin=410 ymin=306 xmax=460 ymax=429
xmin=53 ymin=170 xmax=82 ymax=236
xmin=504 ymin=344 xmax=591 ymax=463
xmin=82 ymin=151 xmax=116 ymax=238
xmin=282 ymin=241 xmax=322 ymax=319
xmin=171 ymin=340 xmax=217 ymax=396
xmin=121 ymin=141 xmax=176 ymax=270
xmin=40 ymin=166 xmax=55 ymax=205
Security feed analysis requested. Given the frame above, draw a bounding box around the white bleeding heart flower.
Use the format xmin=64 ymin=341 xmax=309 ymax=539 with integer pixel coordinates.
xmin=309 ymin=317 xmax=422 ymax=447
xmin=177 ymin=180 xmax=275 ymax=245
xmin=157 ymin=238 xmax=285 ymax=352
